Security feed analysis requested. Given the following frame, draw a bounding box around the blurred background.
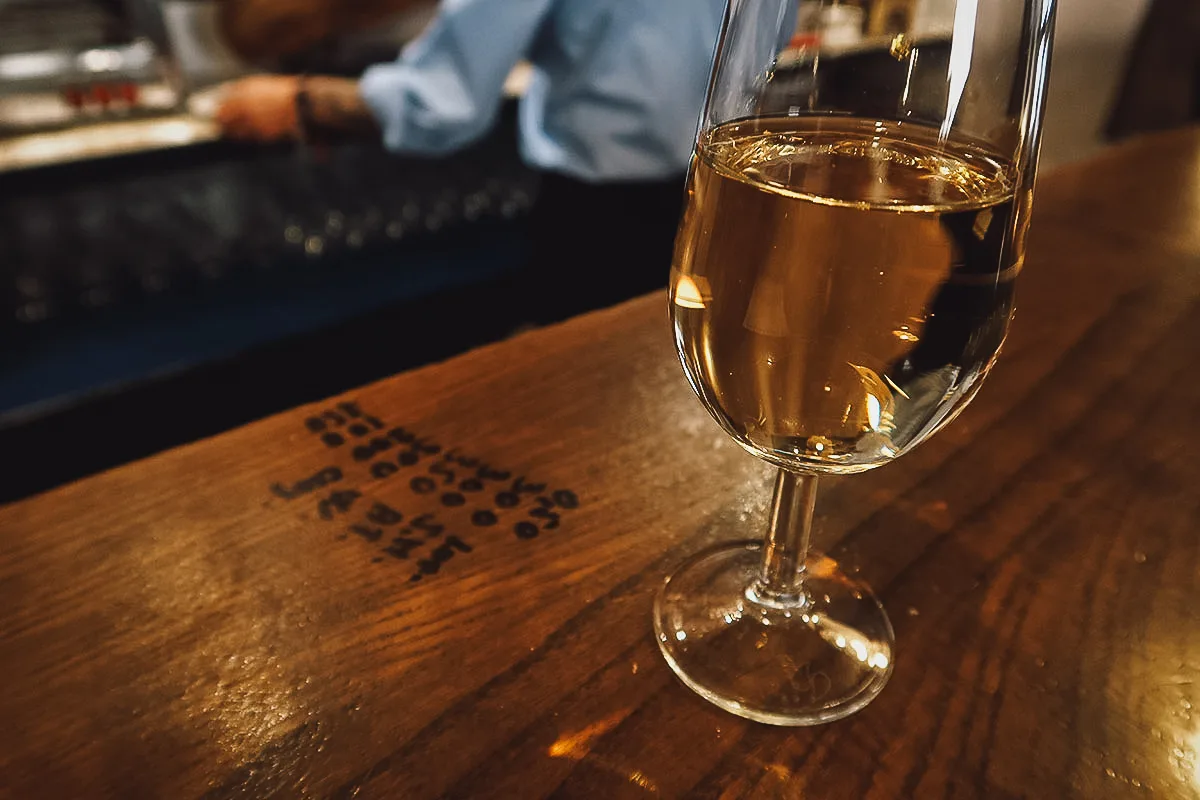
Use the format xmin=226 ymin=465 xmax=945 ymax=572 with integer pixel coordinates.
xmin=0 ymin=0 xmax=1195 ymax=500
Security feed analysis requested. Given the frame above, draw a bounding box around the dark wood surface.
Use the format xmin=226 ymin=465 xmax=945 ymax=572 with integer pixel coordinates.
xmin=2 ymin=128 xmax=1199 ymax=799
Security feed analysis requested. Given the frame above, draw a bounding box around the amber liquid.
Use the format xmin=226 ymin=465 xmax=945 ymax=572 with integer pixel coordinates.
xmin=672 ymin=117 xmax=1020 ymax=473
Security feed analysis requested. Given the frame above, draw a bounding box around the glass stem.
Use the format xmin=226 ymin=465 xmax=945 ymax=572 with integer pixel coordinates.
xmin=753 ymin=469 xmax=818 ymax=606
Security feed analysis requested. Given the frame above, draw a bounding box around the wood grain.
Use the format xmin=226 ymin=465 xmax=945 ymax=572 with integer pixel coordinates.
xmin=2 ymin=128 xmax=1200 ymax=799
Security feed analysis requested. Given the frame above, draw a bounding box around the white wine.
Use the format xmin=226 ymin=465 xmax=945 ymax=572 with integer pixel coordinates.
xmin=672 ymin=117 xmax=1020 ymax=473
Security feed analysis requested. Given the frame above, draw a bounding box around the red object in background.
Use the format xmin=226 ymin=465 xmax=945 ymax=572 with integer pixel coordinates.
xmin=117 ymin=83 xmax=139 ymax=106
xmin=789 ymin=33 xmax=821 ymax=49
xmin=64 ymin=86 xmax=85 ymax=110
xmin=92 ymin=84 xmax=112 ymax=108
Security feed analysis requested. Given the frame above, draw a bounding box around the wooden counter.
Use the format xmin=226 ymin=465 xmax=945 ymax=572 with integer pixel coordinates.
xmin=2 ymin=128 xmax=1199 ymax=799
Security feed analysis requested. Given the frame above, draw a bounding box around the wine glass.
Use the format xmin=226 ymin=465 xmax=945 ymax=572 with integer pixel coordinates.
xmin=656 ymin=0 xmax=1057 ymax=725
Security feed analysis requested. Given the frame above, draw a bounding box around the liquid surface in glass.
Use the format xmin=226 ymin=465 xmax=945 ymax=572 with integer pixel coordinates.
xmin=672 ymin=117 xmax=1019 ymax=473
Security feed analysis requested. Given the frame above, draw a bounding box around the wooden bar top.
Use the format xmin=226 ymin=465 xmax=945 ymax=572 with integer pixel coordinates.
xmin=3 ymin=129 xmax=1200 ymax=799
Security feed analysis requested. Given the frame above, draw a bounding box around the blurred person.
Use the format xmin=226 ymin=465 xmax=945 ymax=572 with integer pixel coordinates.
xmin=1107 ymin=0 xmax=1200 ymax=139
xmin=218 ymin=0 xmax=437 ymax=71
xmin=216 ymin=0 xmax=727 ymax=318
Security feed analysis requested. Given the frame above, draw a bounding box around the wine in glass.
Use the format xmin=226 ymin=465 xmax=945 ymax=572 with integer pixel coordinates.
xmin=656 ymin=0 xmax=1056 ymax=725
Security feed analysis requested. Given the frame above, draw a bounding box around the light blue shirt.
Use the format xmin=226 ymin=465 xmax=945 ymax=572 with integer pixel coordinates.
xmin=359 ymin=0 xmax=727 ymax=182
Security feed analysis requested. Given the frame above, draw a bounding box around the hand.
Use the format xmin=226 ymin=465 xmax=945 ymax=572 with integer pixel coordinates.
xmin=215 ymin=75 xmax=301 ymax=142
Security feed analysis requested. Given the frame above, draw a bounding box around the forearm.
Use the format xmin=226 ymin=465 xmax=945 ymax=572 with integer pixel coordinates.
xmin=300 ymin=76 xmax=380 ymax=139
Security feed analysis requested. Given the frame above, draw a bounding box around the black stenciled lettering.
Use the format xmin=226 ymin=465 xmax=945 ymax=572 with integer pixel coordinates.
xmin=471 ymin=509 xmax=498 ymax=527
xmin=514 ymin=521 xmax=539 ymax=540
xmin=477 ymin=465 xmax=512 ymax=482
xmin=511 ymin=476 xmax=547 ymax=496
xmin=552 ymin=489 xmax=580 ymax=509
xmin=441 ymin=492 xmax=466 ymax=508
xmin=338 ymin=401 xmax=362 ymax=418
xmin=321 ymin=432 xmax=345 ymax=448
xmin=443 ymin=449 xmax=480 ymax=468
xmin=410 ymin=476 xmax=436 ymax=494
xmin=389 ymin=426 xmax=416 ymax=444
xmin=352 ymin=437 xmax=394 ymax=463
xmin=270 ymin=466 xmax=342 ymax=500
xmin=445 ymin=535 xmax=472 ymax=553
xmin=367 ymin=502 xmax=404 ymax=526
xmin=495 ymin=491 xmax=520 ymax=509
xmin=318 ymin=490 xmax=361 ymax=520
xmin=411 ymin=513 xmax=444 ymax=538
xmin=305 ymin=417 xmax=326 ymax=433
xmin=429 ymin=461 xmax=456 ymax=484
xmin=349 ymin=525 xmax=383 ymax=542
xmin=459 ymin=478 xmax=484 ymax=492
xmin=529 ymin=505 xmax=561 ymax=530
xmin=390 ymin=427 xmax=440 ymax=465
xmin=385 ymin=536 xmax=423 ymax=560
xmin=411 ymin=535 xmax=473 ymax=579
xmin=348 ymin=423 xmax=371 ymax=437
xmin=413 ymin=556 xmax=441 ymax=577
xmin=371 ymin=461 xmax=399 ymax=479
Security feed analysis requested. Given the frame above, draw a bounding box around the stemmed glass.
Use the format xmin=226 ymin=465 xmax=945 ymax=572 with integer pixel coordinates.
xmin=656 ymin=0 xmax=1056 ymax=725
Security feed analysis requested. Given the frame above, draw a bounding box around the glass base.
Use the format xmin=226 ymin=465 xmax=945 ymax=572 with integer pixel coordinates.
xmin=654 ymin=541 xmax=894 ymax=726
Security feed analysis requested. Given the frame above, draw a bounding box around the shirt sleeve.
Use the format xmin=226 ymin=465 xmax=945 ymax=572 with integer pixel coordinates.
xmin=358 ymin=0 xmax=556 ymax=155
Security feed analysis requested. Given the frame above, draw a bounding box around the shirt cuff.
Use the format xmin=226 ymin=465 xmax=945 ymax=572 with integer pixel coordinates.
xmin=358 ymin=64 xmax=408 ymax=151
